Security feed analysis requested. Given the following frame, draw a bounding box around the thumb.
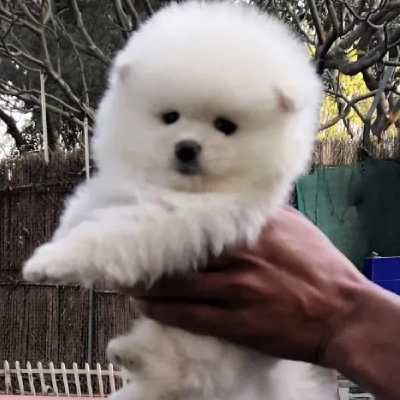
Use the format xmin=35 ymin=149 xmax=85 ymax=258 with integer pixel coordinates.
xmin=131 ymin=298 xmax=237 ymax=339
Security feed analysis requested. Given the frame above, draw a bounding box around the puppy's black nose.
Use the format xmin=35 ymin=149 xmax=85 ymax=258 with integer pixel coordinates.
xmin=175 ymin=140 xmax=202 ymax=164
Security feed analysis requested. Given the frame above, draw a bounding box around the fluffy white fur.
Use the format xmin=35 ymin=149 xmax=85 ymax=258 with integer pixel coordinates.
xmin=23 ymin=1 xmax=337 ymax=400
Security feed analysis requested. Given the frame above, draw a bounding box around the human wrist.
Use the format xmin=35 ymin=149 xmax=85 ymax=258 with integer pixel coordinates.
xmin=323 ymin=277 xmax=400 ymax=399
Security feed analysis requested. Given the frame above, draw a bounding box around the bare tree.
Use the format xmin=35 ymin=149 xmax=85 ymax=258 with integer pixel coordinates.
xmin=262 ymin=0 xmax=400 ymax=139
xmin=0 ymin=0 xmax=154 ymax=152
xmin=0 ymin=0 xmax=400 ymax=153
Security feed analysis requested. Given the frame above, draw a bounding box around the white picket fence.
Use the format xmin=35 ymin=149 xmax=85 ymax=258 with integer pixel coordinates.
xmin=0 ymin=361 xmax=126 ymax=397
xmin=0 ymin=361 xmax=373 ymax=399
xmin=337 ymin=380 xmax=374 ymax=400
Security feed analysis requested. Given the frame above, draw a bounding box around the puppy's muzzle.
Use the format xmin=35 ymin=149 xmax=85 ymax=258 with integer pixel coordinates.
xmin=174 ymin=140 xmax=202 ymax=175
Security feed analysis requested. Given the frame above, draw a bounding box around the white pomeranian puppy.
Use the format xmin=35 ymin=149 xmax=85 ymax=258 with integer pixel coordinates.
xmin=23 ymin=1 xmax=337 ymax=399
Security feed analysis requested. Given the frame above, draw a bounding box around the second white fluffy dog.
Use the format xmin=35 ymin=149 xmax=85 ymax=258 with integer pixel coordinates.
xmin=23 ymin=1 xmax=337 ymax=399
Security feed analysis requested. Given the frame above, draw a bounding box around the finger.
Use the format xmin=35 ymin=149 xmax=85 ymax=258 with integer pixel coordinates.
xmin=258 ymin=206 xmax=316 ymax=250
xmin=218 ymin=208 xmax=303 ymax=260
xmin=277 ymin=205 xmax=324 ymax=234
xmin=122 ymin=270 xmax=238 ymax=300
xmin=132 ymin=298 xmax=238 ymax=339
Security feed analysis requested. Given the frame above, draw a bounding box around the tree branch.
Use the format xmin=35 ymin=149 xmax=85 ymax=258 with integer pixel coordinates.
xmin=69 ymin=0 xmax=111 ymax=66
xmin=320 ymin=89 xmax=387 ymax=131
xmin=306 ymin=0 xmax=326 ymax=44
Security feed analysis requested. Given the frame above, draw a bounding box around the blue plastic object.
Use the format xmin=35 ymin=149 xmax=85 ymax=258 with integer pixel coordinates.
xmin=364 ymin=256 xmax=400 ymax=295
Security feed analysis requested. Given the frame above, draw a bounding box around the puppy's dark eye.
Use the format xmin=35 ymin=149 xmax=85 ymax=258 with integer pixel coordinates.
xmin=214 ymin=117 xmax=237 ymax=136
xmin=162 ymin=111 xmax=180 ymax=125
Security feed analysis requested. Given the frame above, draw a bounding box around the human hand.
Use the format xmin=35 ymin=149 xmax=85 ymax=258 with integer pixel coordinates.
xmin=128 ymin=206 xmax=369 ymax=366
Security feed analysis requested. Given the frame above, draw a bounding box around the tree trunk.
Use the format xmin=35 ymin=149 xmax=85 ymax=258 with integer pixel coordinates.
xmin=0 ymin=108 xmax=30 ymax=152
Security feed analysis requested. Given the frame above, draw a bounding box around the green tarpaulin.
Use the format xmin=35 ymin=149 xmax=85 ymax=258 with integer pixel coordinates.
xmin=297 ymin=157 xmax=400 ymax=269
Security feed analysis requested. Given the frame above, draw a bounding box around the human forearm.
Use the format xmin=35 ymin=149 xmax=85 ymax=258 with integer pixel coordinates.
xmin=325 ymin=280 xmax=400 ymax=400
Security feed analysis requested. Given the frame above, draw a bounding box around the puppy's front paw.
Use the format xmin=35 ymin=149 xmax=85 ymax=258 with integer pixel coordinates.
xmin=107 ymin=337 xmax=143 ymax=372
xmin=23 ymin=241 xmax=88 ymax=285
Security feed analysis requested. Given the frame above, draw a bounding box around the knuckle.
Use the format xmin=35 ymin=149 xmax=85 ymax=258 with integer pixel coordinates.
xmin=227 ymin=271 xmax=261 ymax=298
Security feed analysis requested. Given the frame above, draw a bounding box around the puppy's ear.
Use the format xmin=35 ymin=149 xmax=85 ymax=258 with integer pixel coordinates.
xmin=115 ymin=59 xmax=131 ymax=82
xmin=116 ymin=63 xmax=131 ymax=82
xmin=275 ymin=88 xmax=300 ymax=114
xmin=112 ymin=50 xmax=132 ymax=83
